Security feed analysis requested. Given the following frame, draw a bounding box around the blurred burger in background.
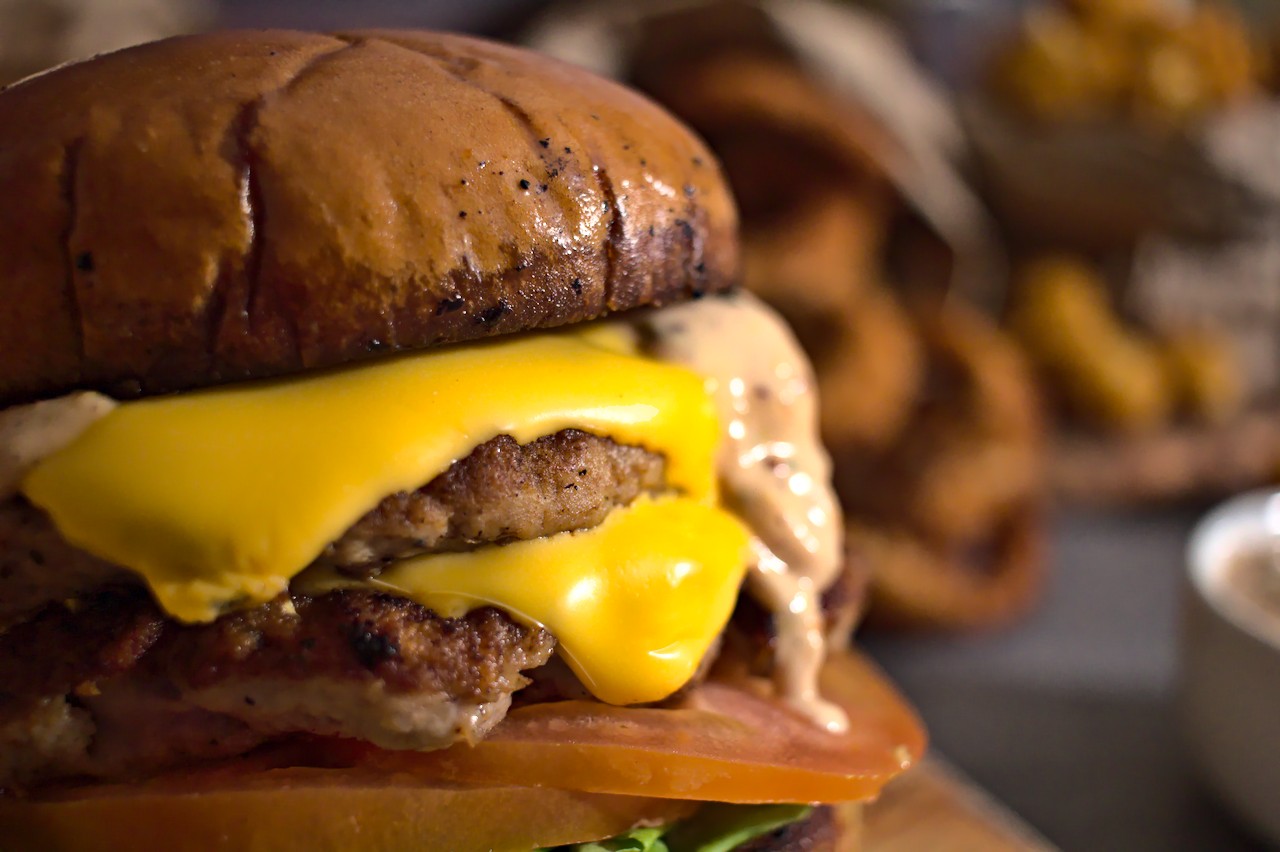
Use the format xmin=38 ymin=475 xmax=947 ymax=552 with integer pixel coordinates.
xmin=529 ymin=0 xmax=1048 ymax=632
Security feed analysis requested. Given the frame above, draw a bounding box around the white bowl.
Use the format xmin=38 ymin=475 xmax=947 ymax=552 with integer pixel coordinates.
xmin=1182 ymin=490 xmax=1280 ymax=845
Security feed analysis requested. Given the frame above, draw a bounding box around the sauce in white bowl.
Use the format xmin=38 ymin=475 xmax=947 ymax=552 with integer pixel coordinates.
xmin=1182 ymin=490 xmax=1280 ymax=845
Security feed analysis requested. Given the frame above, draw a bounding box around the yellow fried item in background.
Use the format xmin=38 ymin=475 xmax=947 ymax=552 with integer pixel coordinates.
xmin=1011 ymin=255 xmax=1246 ymax=433
xmin=992 ymin=7 xmax=1112 ymax=124
xmin=1011 ymin=256 xmax=1170 ymax=434
xmin=1160 ymin=329 xmax=1246 ymax=425
xmin=992 ymin=0 xmax=1261 ymax=129
xmin=1189 ymin=3 xmax=1259 ymax=103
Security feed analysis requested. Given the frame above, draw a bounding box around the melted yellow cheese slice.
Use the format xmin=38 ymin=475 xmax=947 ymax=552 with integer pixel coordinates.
xmin=299 ymin=495 xmax=749 ymax=705
xmin=21 ymin=330 xmax=721 ymax=627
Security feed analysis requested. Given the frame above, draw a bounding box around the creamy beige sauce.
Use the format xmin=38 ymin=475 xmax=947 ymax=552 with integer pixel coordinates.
xmin=638 ymin=292 xmax=849 ymax=732
xmin=0 ymin=392 xmax=116 ymax=498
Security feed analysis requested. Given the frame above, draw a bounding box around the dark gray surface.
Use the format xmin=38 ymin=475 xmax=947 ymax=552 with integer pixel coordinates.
xmin=865 ymin=507 xmax=1270 ymax=851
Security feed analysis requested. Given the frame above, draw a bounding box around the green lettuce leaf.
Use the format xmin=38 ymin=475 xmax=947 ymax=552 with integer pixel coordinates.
xmin=546 ymin=826 xmax=668 ymax=851
xmin=662 ymin=804 xmax=812 ymax=852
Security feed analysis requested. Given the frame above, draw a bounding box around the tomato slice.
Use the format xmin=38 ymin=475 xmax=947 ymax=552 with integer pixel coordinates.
xmin=0 ymin=774 xmax=695 ymax=852
xmin=352 ymin=648 xmax=925 ymax=803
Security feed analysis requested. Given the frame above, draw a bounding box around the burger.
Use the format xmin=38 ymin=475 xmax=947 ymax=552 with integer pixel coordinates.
xmin=0 ymin=30 xmax=923 ymax=851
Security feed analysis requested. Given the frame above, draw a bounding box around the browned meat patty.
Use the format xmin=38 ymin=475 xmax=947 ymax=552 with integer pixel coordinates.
xmin=0 ymin=587 xmax=160 ymax=713
xmin=0 ymin=501 xmax=132 ymax=632
xmin=153 ymin=591 xmax=553 ymax=701
xmin=0 ymin=429 xmax=666 ymax=627
xmin=319 ymin=428 xmax=666 ymax=573
xmin=0 ymin=589 xmax=555 ymax=788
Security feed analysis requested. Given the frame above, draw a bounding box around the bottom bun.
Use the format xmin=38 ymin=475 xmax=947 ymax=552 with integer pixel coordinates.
xmin=0 ymin=776 xmax=695 ymax=852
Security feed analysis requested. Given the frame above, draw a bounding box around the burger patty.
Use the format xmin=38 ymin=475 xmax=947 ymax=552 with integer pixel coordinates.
xmin=318 ymin=428 xmax=667 ymax=574
xmin=0 ymin=588 xmax=555 ymax=787
xmin=0 ymin=501 xmax=133 ymax=632
xmin=156 ymin=591 xmax=554 ymax=700
xmin=0 ymin=429 xmax=669 ymax=787
xmin=0 ymin=588 xmax=161 ymax=706
xmin=0 ymin=429 xmax=667 ymax=627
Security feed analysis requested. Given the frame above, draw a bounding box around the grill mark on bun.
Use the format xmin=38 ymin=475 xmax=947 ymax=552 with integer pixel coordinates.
xmin=212 ymin=40 xmax=358 ymax=376
xmin=210 ymin=105 xmax=260 ymax=371
xmin=58 ymin=137 xmax=86 ymax=365
xmin=593 ymin=163 xmax=624 ymax=311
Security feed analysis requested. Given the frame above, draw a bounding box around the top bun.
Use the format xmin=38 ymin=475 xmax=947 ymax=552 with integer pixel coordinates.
xmin=0 ymin=30 xmax=737 ymax=405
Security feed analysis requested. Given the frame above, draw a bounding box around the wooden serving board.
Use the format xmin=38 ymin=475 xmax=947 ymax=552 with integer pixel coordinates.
xmin=862 ymin=757 xmax=1056 ymax=851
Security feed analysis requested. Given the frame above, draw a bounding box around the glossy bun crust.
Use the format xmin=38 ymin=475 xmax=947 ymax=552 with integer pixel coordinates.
xmin=0 ymin=30 xmax=737 ymax=405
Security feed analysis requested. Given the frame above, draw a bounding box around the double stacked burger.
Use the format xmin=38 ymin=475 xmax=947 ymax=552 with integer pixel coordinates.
xmin=0 ymin=31 xmax=922 ymax=851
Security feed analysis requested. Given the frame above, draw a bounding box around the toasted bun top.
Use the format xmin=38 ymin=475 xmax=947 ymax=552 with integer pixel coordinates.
xmin=0 ymin=30 xmax=737 ymax=405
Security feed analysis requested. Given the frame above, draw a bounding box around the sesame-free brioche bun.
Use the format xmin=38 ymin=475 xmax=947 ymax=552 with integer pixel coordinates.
xmin=0 ymin=30 xmax=737 ymax=406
